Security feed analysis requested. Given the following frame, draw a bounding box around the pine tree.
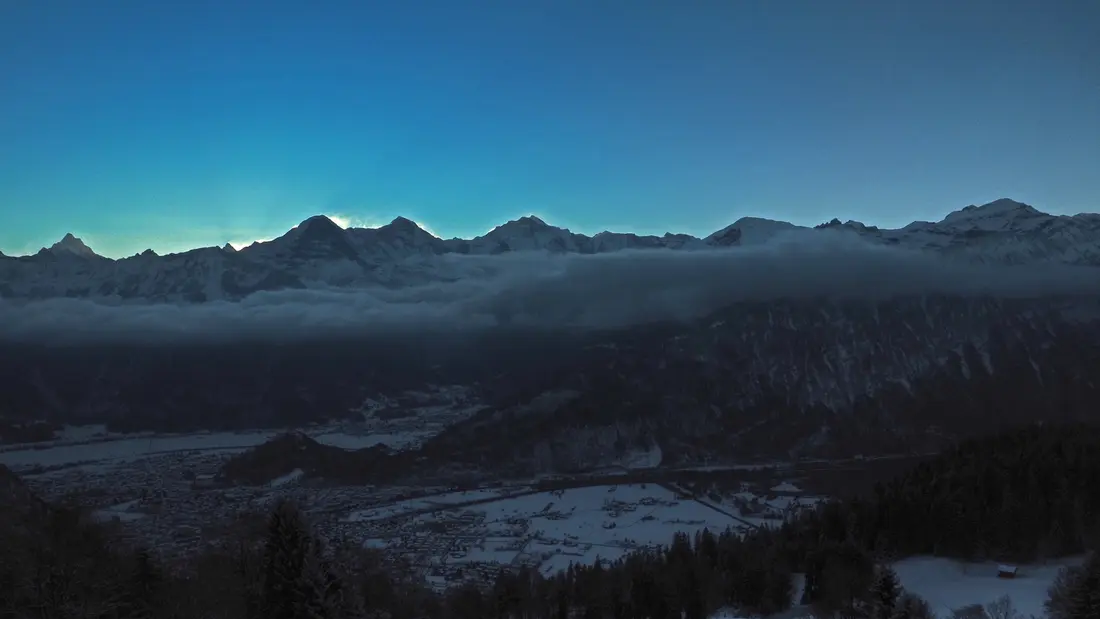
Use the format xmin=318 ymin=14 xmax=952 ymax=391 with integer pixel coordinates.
xmin=127 ymin=547 xmax=162 ymax=619
xmin=233 ymin=539 xmax=265 ymax=619
xmin=260 ymin=500 xmax=345 ymax=619
xmin=870 ymin=565 xmax=901 ymax=619
xmin=1045 ymin=564 xmax=1085 ymax=619
xmin=555 ymin=583 xmax=569 ymax=619
xmin=683 ymin=561 xmax=705 ymax=619
xmin=892 ymin=592 xmax=934 ymax=619
xmin=1067 ymin=552 xmax=1100 ymax=619
xmin=302 ymin=538 xmax=349 ymax=619
xmin=109 ymin=547 xmax=162 ymax=619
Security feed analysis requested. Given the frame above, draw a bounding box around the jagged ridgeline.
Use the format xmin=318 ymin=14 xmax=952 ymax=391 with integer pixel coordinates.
xmin=2 ymin=200 xmax=1098 ymax=302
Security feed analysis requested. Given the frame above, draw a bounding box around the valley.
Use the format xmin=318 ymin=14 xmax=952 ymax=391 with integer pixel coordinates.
xmin=0 ymin=421 xmax=827 ymax=575
xmin=0 ymin=421 xmax=1079 ymax=616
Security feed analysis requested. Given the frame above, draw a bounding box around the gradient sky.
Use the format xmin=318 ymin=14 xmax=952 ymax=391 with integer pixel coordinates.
xmin=1 ymin=0 xmax=1098 ymax=258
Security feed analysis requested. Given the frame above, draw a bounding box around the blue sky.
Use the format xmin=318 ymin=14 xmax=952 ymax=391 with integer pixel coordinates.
xmin=1 ymin=0 xmax=1098 ymax=258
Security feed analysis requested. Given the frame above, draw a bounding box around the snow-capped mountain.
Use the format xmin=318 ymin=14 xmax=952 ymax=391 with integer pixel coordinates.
xmin=1 ymin=199 xmax=1097 ymax=302
xmin=816 ymin=198 xmax=1100 ymax=265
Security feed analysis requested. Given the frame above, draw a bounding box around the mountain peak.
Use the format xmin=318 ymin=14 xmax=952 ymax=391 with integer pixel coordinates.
xmin=956 ymin=198 xmax=1038 ymax=216
xmin=974 ymin=198 xmax=1036 ymax=213
xmin=706 ymin=217 xmax=799 ymax=247
xmin=488 ymin=215 xmax=553 ymax=235
xmin=269 ymin=214 xmax=360 ymax=261
xmin=383 ymin=216 xmax=428 ymax=234
xmin=48 ymin=233 xmax=98 ymax=258
xmin=370 ymin=216 xmax=440 ymax=246
xmin=222 ymin=243 xmax=236 ymax=252
xmin=292 ymin=215 xmax=351 ymax=244
xmin=297 ymin=215 xmax=340 ymax=231
xmin=942 ymin=198 xmax=1043 ymax=228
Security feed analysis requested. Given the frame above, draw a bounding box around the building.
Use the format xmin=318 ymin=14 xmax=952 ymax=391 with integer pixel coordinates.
xmin=997 ymin=564 xmax=1018 ymax=579
xmin=192 ymin=474 xmax=217 ymax=490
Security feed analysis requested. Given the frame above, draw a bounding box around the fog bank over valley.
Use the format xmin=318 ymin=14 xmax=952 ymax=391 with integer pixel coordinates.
xmin=2 ymin=229 xmax=1098 ymax=345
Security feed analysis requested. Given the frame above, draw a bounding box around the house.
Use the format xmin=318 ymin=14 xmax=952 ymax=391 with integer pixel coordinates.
xmin=997 ymin=564 xmax=1018 ymax=579
xmin=192 ymin=474 xmax=217 ymax=489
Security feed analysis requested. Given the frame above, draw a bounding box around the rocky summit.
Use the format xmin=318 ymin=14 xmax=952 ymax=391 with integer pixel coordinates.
xmin=0 ymin=199 xmax=1098 ymax=476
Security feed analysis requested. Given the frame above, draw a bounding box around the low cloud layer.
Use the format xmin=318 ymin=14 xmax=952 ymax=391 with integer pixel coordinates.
xmin=2 ymin=230 xmax=1098 ymax=345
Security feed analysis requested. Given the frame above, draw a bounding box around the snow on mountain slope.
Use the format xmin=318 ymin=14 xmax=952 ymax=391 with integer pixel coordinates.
xmin=462 ymin=216 xmax=583 ymax=254
xmin=0 ymin=245 xmax=304 ymax=302
xmin=818 ymin=198 xmax=1100 ymax=266
xmin=345 ymin=216 xmax=447 ymax=258
xmin=705 ymin=217 xmax=800 ymax=247
xmin=1 ymin=199 xmax=1097 ymax=302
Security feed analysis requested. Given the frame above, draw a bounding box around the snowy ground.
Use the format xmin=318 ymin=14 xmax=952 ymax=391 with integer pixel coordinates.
xmin=479 ymin=484 xmax=742 ymax=574
xmin=895 ymin=556 xmax=1083 ymax=618
xmin=0 ymin=392 xmax=481 ymax=472
xmin=345 ymin=483 xmax=772 ymax=581
xmin=91 ymin=499 xmax=148 ymax=524
xmin=0 ymin=431 xmax=282 ymax=470
xmin=704 ymin=556 xmax=1079 ymax=619
xmin=0 ymin=426 xmax=425 ymax=472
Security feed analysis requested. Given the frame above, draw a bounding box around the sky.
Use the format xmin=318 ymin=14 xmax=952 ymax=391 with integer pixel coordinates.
xmin=1 ymin=0 xmax=1098 ymax=258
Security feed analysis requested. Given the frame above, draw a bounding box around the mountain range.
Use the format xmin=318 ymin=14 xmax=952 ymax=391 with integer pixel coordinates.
xmin=1 ymin=198 xmax=1099 ymax=477
xmin=2 ymin=198 xmax=1099 ymax=302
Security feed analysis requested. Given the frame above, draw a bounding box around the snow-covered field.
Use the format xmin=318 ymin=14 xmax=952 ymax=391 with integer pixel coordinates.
xmin=479 ymin=484 xmax=740 ymax=574
xmin=706 ymin=556 xmax=1078 ymax=619
xmin=348 ymin=483 xmax=760 ymax=581
xmin=895 ymin=556 xmax=1081 ymax=618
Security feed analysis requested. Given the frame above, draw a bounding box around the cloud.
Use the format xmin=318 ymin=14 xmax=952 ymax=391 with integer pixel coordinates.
xmin=327 ymin=213 xmax=441 ymax=238
xmin=326 ymin=213 xmax=379 ymax=230
xmin=1 ymin=229 xmax=1097 ymax=345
